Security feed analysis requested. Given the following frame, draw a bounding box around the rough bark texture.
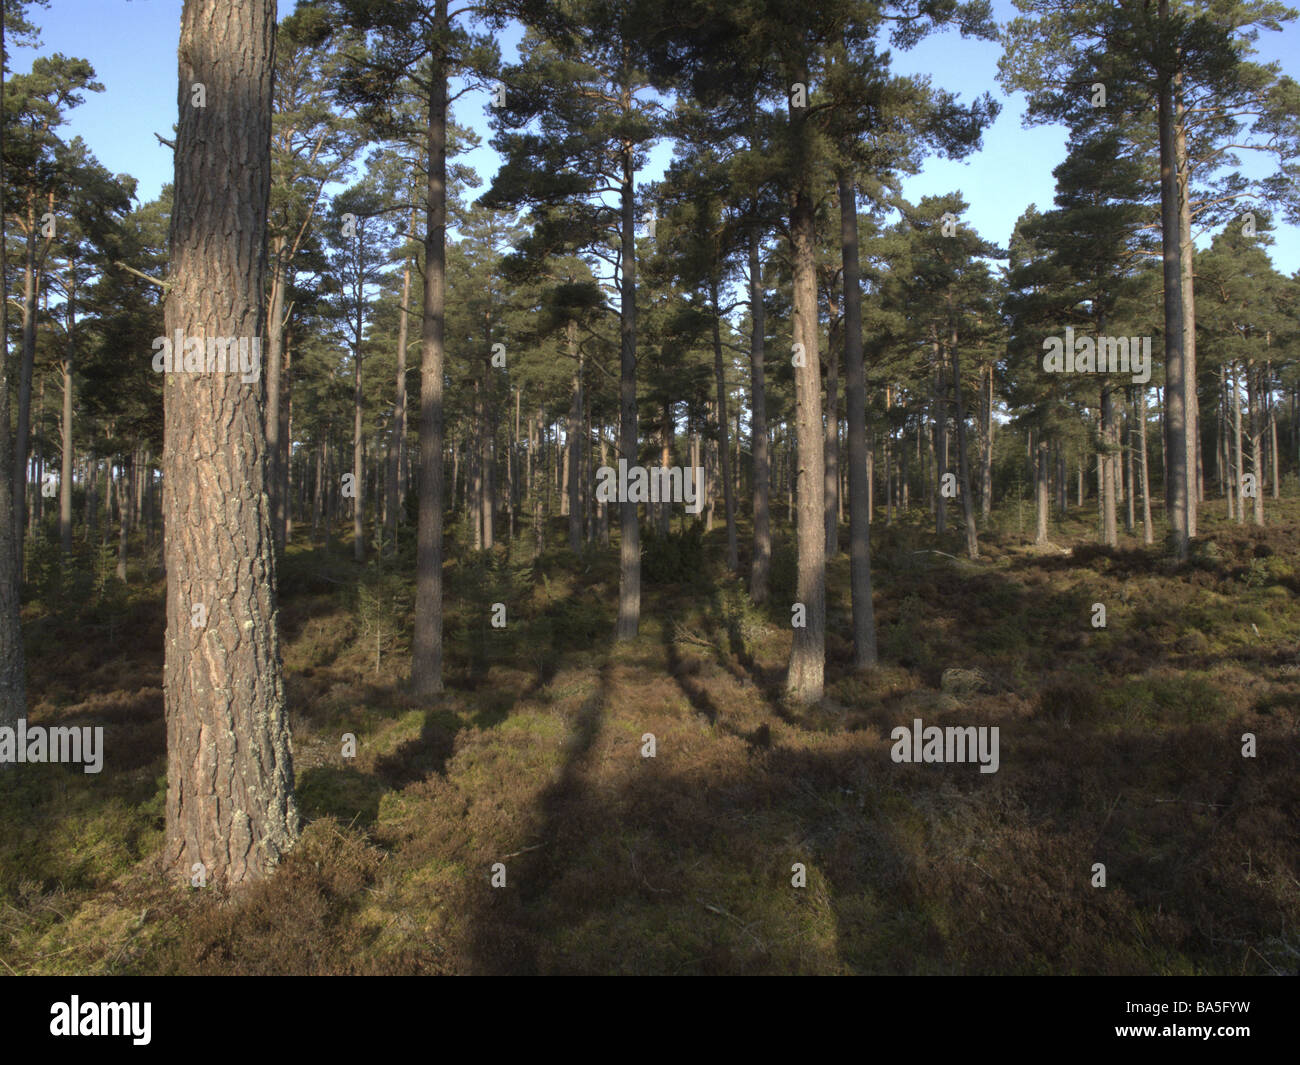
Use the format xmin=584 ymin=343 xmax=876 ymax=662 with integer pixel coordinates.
xmin=785 ymin=177 xmax=825 ymax=703
xmin=162 ymin=0 xmax=298 ymax=886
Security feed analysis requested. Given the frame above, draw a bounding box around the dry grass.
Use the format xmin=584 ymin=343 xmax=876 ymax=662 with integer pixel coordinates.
xmin=2 ymin=499 xmax=1297 ymax=975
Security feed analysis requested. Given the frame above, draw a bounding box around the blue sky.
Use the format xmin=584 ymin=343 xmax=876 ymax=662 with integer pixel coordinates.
xmin=14 ymin=0 xmax=1299 ymax=274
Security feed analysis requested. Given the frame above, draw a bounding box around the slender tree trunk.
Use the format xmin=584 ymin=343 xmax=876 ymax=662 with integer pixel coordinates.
xmin=932 ymin=341 xmax=947 ymax=536
xmin=162 ymin=0 xmax=297 ymax=885
xmin=1248 ymin=361 xmax=1264 ymax=526
xmin=824 ymin=303 xmax=840 ymax=557
xmin=266 ymin=237 xmax=286 ymax=554
xmin=534 ymin=407 xmax=545 ymax=559
xmin=312 ymin=433 xmax=324 ymax=541
xmin=615 ymin=140 xmax=640 ymax=640
xmin=885 ymin=386 xmax=893 ymax=524
xmin=353 ymin=314 xmax=364 ymax=563
xmin=1125 ymin=389 xmax=1136 ymax=536
xmin=749 ymin=232 xmax=771 ymax=603
xmin=1233 ymin=361 xmax=1244 ymax=526
xmin=385 ymin=211 xmax=413 ymax=553
xmin=1137 ymin=388 xmax=1153 ymax=545
xmin=1221 ymin=369 xmax=1233 ymax=518
xmin=1269 ymin=370 xmax=1279 ymax=499
xmin=1157 ymin=18 xmax=1189 ymax=559
xmin=567 ymin=319 xmax=582 ymax=552
xmin=116 ymin=457 xmax=129 ymax=581
xmin=60 ymin=309 xmax=75 ymax=556
xmin=284 ymin=358 xmax=293 ymax=542
xmin=1176 ymin=85 xmax=1198 ymax=537
xmin=710 ymin=278 xmax=738 ymax=571
xmin=838 ymin=171 xmax=877 ymax=666
xmin=481 ymin=364 xmax=495 ymax=551
xmin=979 ymin=364 xmax=993 ymax=521
xmin=598 ymin=427 xmax=610 ymax=546
xmin=1102 ymin=385 xmax=1118 ymax=547
xmin=786 ymin=159 xmax=826 ymax=703
xmin=1035 ymin=439 xmax=1049 ymax=544
xmin=949 ymin=328 xmax=979 ymax=559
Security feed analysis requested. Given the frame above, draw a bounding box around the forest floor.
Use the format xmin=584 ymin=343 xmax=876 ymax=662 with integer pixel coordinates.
xmin=4 ymin=495 xmax=1299 ymax=975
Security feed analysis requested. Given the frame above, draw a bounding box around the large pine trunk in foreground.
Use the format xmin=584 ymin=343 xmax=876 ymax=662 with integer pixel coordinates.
xmin=162 ymin=0 xmax=297 ymax=885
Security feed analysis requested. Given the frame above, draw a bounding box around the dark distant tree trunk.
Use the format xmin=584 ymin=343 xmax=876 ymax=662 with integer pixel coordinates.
xmin=932 ymin=340 xmax=947 ymax=537
xmin=352 ymin=317 xmax=365 ymax=563
xmin=510 ymin=386 xmax=520 ymax=541
xmin=710 ymin=277 xmax=738 ymax=571
xmin=838 ymin=170 xmax=877 ymax=666
xmin=1138 ymin=388 xmax=1153 ymax=544
xmin=1125 ymin=389 xmax=1136 ymax=535
xmin=1233 ymin=362 xmax=1244 ymax=526
xmin=1247 ymin=361 xmax=1264 ymax=526
xmin=1035 ymin=439 xmax=1049 ymax=544
xmin=567 ymin=320 xmax=582 ymax=552
xmin=60 ymin=301 xmax=75 ymax=556
xmin=115 ymin=458 xmax=129 ymax=581
xmin=824 ymin=303 xmax=840 ymax=557
xmin=312 ymin=434 xmax=324 ymax=541
xmin=885 ymin=386 xmax=894 ymax=524
xmin=1101 ymin=385 xmax=1118 ymax=547
xmin=385 ymin=236 xmax=410 ymax=554
xmin=1268 ymin=368 xmax=1279 ymax=499
xmin=481 ymin=371 xmax=496 ymax=551
xmin=949 ymin=327 xmax=978 ymax=560
xmin=412 ymin=9 xmax=449 ymax=696
xmin=979 ymin=364 xmax=993 ymax=521
xmin=534 ymin=407 xmax=545 ymax=559
xmin=162 ymin=0 xmax=297 ymax=886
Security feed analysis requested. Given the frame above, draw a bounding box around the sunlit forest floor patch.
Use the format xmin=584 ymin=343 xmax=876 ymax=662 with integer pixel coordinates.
xmin=4 ymin=500 xmax=1297 ymax=975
